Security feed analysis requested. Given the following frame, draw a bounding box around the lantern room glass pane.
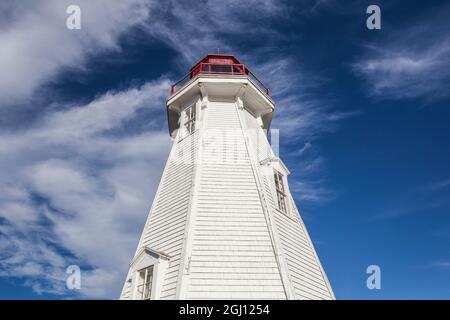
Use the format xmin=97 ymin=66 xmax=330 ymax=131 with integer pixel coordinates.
xmin=210 ymin=64 xmax=232 ymax=73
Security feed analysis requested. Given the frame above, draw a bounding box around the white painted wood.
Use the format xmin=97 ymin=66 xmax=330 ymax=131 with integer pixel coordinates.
xmin=120 ymin=73 xmax=334 ymax=300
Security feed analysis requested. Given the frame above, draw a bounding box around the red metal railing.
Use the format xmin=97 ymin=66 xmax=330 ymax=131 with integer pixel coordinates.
xmin=191 ymin=63 xmax=248 ymax=77
xmin=170 ymin=63 xmax=270 ymax=97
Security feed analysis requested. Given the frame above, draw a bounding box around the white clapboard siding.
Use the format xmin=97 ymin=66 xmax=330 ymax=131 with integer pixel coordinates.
xmin=120 ymin=130 xmax=198 ymax=300
xmin=243 ymin=108 xmax=334 ymax=300
xmin=121 ymin=94 xmax=334 ymax=300
xmin=186 ymin=102 xmax=286 ymax=300
xmin=244 ymin=109 xmax=271 ymax=162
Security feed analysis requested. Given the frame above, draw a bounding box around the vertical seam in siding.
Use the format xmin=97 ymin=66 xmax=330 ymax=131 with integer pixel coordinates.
xmin=236 ymin=103 xmax=292 ymax=299
xmin=175 ymin=98 xmax=202 ymax=299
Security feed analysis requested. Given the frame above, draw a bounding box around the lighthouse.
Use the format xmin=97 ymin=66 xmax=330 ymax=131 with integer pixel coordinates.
xmin=120 ymin=54 xmax=335 ymax=300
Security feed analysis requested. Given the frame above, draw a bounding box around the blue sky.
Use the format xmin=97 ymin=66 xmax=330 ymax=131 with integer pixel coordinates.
xmin=0 ymin=0 xmax=449 ymax=299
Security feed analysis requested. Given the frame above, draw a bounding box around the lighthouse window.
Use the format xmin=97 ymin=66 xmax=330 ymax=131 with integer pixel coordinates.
xmin=184 ymin=105 xmax=196 ymax=134
xmin=136 ymin=266 xmax=153 ymax=300
xmin=274 ymin=170 xmax=287 ymax=213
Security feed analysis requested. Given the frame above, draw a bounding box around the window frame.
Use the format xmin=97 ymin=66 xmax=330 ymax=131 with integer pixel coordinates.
xmin=183 ymin=103 xmax=196 ymax=135
xmin=136 ymin=265 xmax=154 ymax=300
xmin=274 ymin=169 xmax=288 ymax=213
xmin=128 ymin=247 xmax=170 ymax=300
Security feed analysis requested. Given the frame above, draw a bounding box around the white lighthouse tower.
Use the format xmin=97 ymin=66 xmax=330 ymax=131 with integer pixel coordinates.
xmin=120 ymin=54 xmax=334 ymax=300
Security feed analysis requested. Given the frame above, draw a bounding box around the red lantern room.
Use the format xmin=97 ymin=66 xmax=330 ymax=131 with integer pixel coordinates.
xmin=166 ymin=53 xmax=274 ymax=138
xmin=189 ymin=54 xmax=249 ymax=78
xmin=170 ymin=54 xmax=270 ymax=96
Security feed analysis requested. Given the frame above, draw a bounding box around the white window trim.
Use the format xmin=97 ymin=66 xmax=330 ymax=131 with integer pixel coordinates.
xmin=135 ymin=265 xmax=154 ymax=300
xmin=274 ymin=169 xmax=288 ymax=214
xmin=260 ymin=156 xmax=290 ymax=175
xmin=260 ymin=157 xmax=293 ymax=216
xmin=128 ymin=247 xmax=170 ymax=300
xmin=184 ymin=104 xmax=196 ymax=134
xmin=180 ymin=102 xmax=198 ymax=140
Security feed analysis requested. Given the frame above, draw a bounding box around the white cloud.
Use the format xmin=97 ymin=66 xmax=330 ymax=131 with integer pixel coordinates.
xmin=256 ymin=56 xmax=358 ymax=141
xmin=296 ymin=142 xmax=313 ymax=156
xmin=421 ymin=179 xmax=450 ymax=192
xmin=0 ymin=79 xmax=171 ymax=298
xmin=429 ymin=262 xmax=450 ymax=269
xmin=291 ymin=179 xmax=335 ymax=204
xmin=353 ymin=7 xmax=450 ymax=100
xmin=143 ymin=0 xmax=287 ymax=64
xmin=367 ymin=178 xmax=450 ymax=221
xmin=288 ymin=154 xmax=335 ymax=205
xmin=354 ymin=43 xmax=450 ymax=99
xmin=0 ymin=0 xmax=151 ymax=106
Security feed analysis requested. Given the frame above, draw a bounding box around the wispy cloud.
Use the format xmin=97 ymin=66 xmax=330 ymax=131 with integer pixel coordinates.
xmin=0 ymin=0 xmax=151 ymax=106
xmin=421 ymin=179 xmax=450 ymax=192
xmin=255 ymin=56 xmax=359 ymax=141
xmin=0 ymin=79 xmax=171 ymax=298
xmin=143 ymin=0 xmax=288 ymax=64
xmin=353 ymin=5 xmax=450 ymax=100
xmin=368 ymin=178 xmax=450 ymax=221
xmin=287 ymin=153 xmax=337 ymax=206
xmin=428 ymin=262 xmax=450 ymax=269
xmin=290 ymin=178 xmax=335 ymax=204
xmin=295 ymin=142 xmax=313 ymax=156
